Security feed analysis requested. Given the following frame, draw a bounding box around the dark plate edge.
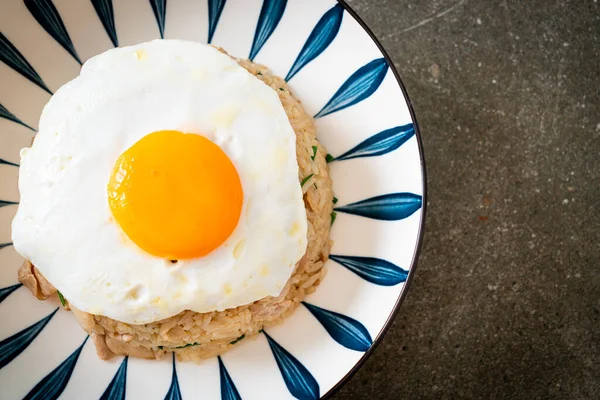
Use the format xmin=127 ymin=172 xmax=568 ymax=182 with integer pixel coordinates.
xmin=322 ymin=1 xmax=428 ymax=399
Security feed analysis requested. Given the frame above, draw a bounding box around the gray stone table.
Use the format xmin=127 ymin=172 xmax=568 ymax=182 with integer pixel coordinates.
xmin=333 ymin=1 xmax=600 ymax=399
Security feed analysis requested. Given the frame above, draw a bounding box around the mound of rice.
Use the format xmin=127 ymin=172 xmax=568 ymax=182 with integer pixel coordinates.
xmin=18 ymin=51 xmax=334 ymax=362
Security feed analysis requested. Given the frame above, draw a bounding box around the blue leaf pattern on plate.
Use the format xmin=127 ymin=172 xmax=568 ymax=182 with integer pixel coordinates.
xmin=218 ymin=356 xmax=242 ymax=400
xmin=0 ymin=283 xmax=22 ymax=304
xmin=0 ymin=103 xmax=35 ymax=130
xmin=91 ymin=0 xmax=119 ymax=47
xmin=24 ymin=335 xmax=88 ymax=400
xmin=207 ymin=0 xmax=226 ymax=44
xmin=0 ymin=308 xmax=58 ymax=369
xmin=285 ymin=4 xmax=343 ymax=81
xmin=314 ymin=58 xmax=388 ymax=119
xmin=100 ymin=356 xmax=128 ymax=400
xmin=149 ymin=0 xmax=167 ymax=39
xmin=302 ymin=302 xmax=372 ymax=352
xmin=333 ymin=124 xmax=415 ymax=161
xmin=0 ymin=158 xmax=19 ymax=167
xmin=164 ymin=353 xmax=182 ymax=400
xmin=249 ymin=0 xmax=287 ymax=61
xmin=329 ymin=254 xmax=408 ymax=286
xmin=24 ymin=0 xmax=82 ymax=64
xmin=263 ymin=330 xmax=319 ymax=400
xmin=335 ymin=192 xmax=422 ymax=221
xmin=0 ymin=32 xmax=52 ymax=95
xmin=0 ymin=2 xmax=426 ymax=397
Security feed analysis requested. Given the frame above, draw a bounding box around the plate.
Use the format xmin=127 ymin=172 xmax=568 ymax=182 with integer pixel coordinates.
xmin=0 ymin=0 xmax=426 ymax=399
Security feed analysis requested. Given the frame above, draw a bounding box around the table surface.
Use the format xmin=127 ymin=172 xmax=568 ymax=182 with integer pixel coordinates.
xmin=333 ymin=1 xmax=600 ymax=399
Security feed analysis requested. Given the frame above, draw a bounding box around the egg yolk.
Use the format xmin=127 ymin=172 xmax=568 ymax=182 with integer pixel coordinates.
xmin=108 ymin=130 xmax=243 ymax=260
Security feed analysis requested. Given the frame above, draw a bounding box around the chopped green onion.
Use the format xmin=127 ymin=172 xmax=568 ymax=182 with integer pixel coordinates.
xmin=174 ymin=342 xmax=200 ymax=349
xmin=311 ymin=146 xmax=318 ymax=161
xmin=230 ymin=334 xmax=246 ymax=345
xmin=333 ymin=196 xmax=338 ymax=204
xmin=301 ymin=174 xmax=314 ymax=187
xmin=158 ymin=346 xmax=164 ymax=350
xmin=325 ymin=154 xmax=334 ymax=163
xmin=57 ymin=290 xmax=66 ymax=307
xmin=330 ymin=211 xmax=337 ymax=226
xmin=313 ymin=183 xmax=317 ymax=189
xmin=257 ymin=71 xmax=263 ymax=75
xmin=279 ymin=87 xmax=285 ymax=91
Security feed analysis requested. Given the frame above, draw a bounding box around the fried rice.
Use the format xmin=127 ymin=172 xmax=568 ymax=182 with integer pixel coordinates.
xmin=18 ymin=50 xmax=334 ymax=362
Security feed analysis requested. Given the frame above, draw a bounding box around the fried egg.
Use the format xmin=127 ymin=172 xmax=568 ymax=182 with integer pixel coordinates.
xmin=12 ymin=40 xmax=307 ymax=324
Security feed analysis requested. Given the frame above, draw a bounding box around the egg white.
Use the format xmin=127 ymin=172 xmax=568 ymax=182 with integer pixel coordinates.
xmin=12 ymin=40 xmax=307 ymax=324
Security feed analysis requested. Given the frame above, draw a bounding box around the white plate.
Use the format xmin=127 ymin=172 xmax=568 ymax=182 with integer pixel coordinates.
xmin=0 ymin=0 xmax=426 ymax=398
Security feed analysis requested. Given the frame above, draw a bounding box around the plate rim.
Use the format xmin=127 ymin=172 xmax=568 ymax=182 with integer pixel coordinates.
xmin=322 ymin=2 xmax=428 ymax=398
